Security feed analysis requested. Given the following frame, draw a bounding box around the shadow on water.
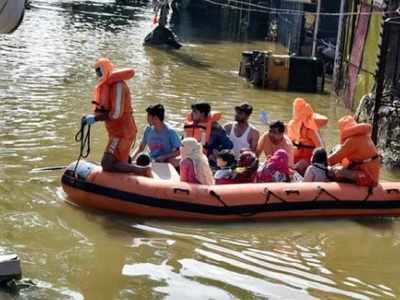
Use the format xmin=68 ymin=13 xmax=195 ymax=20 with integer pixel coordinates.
xmin=353 ymin=217 xmax=397 ymax=231
xmin=171 ymin=3 xmax=270 ymax=44
xmin=56 ymin=0 xmax=150 ymax=32
xmin=162 ymin=49 xmax=212 ymax=69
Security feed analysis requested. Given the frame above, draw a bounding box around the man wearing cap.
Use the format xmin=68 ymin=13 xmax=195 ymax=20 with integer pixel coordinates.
xmin=133 ymin=104 xmax=181 ymax=163
xmin=224 ymin=103 xmax=260 ymax=159
xmin=184 ymin=102 xmax=233 ymax=165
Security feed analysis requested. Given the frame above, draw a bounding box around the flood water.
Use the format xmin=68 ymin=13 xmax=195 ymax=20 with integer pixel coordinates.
xmin=1 ymin=1 xmax=400 ymax=299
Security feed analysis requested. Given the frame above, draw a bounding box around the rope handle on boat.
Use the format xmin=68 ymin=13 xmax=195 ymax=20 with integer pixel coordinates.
xmin=363 ymin=187 xmax=374 ymax=201
xmin=173 ymin=188 xmax=190 ymax=195
xmin=209 ymin=190 xmax=258 ymax=217
xmin=385 ymin=188 xmax=400 ymax=194
xmin=209 ymin=190 xmax=229 ymax=208
xmin=285 ymin=189 xmax=300 ymax=196
xmin=312 ymin=186 xmax=341 ymax=202
xmin=312 ymin=186 xmax=375 ymax=202
xmin=263 ymin=187 xmax=288 ymax=204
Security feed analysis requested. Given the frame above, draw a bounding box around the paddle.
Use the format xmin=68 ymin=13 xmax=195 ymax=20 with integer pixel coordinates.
xmin=30 ymin=166 xmax=67 ymax=173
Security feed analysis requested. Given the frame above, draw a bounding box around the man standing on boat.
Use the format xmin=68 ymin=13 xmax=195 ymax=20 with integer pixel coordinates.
xmin=224 ymin=103 xmax=260 ymax=159
xmin=83 ymin=58 xmax=148 ymax=174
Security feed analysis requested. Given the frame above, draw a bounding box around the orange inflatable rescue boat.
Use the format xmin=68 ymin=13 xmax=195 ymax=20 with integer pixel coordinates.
xmin=62 ymin=160 xmax=400 ymax=221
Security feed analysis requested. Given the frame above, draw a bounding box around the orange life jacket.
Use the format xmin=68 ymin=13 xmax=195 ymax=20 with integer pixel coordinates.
xmin=287 ymin=98 xmax=327 ymax=163
xmin=329 ymin=115 xmax=380 ymax=185
xmin=93 ymin=58 xmax=137 ymax=139
xmin=183 ymin=112 xmax=222 ymax=148
xmin=288 ymin=98 xmax=328 ymax=148
xmin=92 ymin=68 xmax=135 ymax=114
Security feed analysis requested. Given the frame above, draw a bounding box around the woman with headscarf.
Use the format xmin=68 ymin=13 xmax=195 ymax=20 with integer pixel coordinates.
xmin=180 ymin=138 xmax=215 ymax=185
xmin=328 ymin=115 xmax=380 ymax=187
xmin=287 ymin=98 xmax=327 ymax=173
xmin=256 ymin=149 xmax=292 ymax=183
xmin=233 ymin=150 xmax=259 ymax=183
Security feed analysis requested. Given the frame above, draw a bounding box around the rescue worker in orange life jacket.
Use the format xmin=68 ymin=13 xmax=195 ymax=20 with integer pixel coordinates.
xmin=183 ymin=102 xmax=233 ymax=167
xmin=83 ymin=58 xmax=149 ymax=175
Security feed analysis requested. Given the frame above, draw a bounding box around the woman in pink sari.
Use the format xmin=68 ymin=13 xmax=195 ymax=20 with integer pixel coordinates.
xmin=256 ymin=149 xmax=292 ymax=183
xmin=180 ymin=138 xmax=215 ymax=185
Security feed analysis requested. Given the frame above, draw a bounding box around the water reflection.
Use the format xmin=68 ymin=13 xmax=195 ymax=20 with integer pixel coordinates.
xmin=123 ymin=262 xmax=237 ymax=299
xmin=0 ymin=0 xmax=400 ymax=299
xmin=58 ymin=0 xmax=149 ymax=32
xmin=127 ymin=222 xmax=397 ymax=299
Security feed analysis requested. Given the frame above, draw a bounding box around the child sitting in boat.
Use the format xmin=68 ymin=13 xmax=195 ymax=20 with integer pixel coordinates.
xmin=256 ymin=149 xmax=292 ymax=183
xmin=303 ymin=148 xmax=330 ymax=182
xmin=233 ymin=150 xmax=259 ymax=183
xmin=180 ymin=138 xmax=215 ymax=185
xmin=215 ymin=150 xmax=236 ymax=184
xmin=136 ymin=152 xmax=151 ymax=166
xmin=135 ymin=152 xmax=152 ymax=177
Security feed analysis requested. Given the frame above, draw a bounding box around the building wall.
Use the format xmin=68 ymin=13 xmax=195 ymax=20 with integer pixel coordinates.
xmin=274 ymin=0 xmax=305 ymax=54
xmin=336 ymin=0 xmax=384 ymax=109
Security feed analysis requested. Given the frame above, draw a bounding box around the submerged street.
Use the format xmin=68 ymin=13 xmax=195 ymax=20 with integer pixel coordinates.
xmin=1 ymin=1 xmax=400 ymax=299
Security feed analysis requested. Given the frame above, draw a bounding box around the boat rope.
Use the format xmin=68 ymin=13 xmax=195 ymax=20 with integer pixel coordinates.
xmin=209 ymin=190 xmax=229 ymax=208
xmin=312 ymin=186 xmax=341 ymax=202
xmin=363 ymin=187 xmax=375 ymax=201
xmin=73 ymin=116 xmax=92 ymax=175
xmin=263 ymin=188 xmax=288 ymax=204
xmin=30 ymin=117 xmax=92 ymax=173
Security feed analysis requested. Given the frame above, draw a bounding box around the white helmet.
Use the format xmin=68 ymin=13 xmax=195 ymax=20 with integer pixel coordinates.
xmin=0 ymin=0 xmax=26 ymax=34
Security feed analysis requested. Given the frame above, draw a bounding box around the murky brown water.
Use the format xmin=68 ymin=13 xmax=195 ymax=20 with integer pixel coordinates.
xmin=0 ymin=1 xmax=400 ymax=299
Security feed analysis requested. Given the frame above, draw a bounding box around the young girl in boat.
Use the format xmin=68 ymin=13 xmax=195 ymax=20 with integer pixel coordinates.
xmin=214 ymin=150 xmax=236 ymax=184
xmin=303 ymin=147 xmax=330 ymax=182
xmin=256 ymin=149 xmax=292 ymax=183
xmin=180 ymin=138 xmax=215 ymax=185
xmin=233 ymin=150 xmax=259 ymax=183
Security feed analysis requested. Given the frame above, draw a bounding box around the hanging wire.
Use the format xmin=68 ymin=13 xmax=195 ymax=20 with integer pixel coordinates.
xmin=201 ymin=0 xmax=392 ymax=17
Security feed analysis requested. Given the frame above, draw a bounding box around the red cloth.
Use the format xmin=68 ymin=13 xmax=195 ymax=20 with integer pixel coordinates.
xmin=266 ymin=150 xmax=290 ymax=175
xmin=344 ymin=4 xmax=371 ymax=109
xmin=215 ymin=177 xmax=237 ymax=185
xmin=257 ymin=150 xmax=291 ymax=183
xmin=234 ymin=151 xmax=258 ymax=183
xmin=180 ymin=158 xmax=200 ymax=184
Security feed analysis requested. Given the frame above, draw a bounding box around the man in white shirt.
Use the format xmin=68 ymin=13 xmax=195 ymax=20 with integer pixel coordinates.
xmin=224 ymin=103 xmax=260 ymax=159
